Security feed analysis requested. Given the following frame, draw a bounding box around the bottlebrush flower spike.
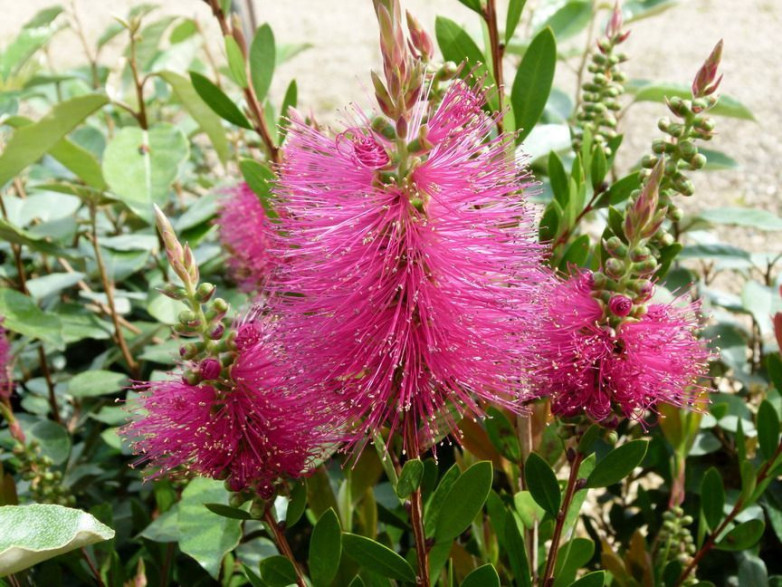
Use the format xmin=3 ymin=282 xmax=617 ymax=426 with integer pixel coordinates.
xmin=533 ymin=272 xmax=711 ymax=424
xmin=121 ymin=315 xmax=336 ymax=496
xmin=217 ymin=183 xmax=278 ymax=292
xmin=270 ymin=80 xmax=547 ymax=454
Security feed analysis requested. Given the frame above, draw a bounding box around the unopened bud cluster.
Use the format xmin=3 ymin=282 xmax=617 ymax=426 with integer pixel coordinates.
xmin=655 ymin=506 xmax=697 ymax=585
xmin=12 ymin=441 xmax=74 ymax=506
xmin=574 ymin=3 xmax=629 ymax=156
xmin=638 ymin=40 xmax=722 ymax=233
xmin=155 ymin=206 xmax=239 ymax=390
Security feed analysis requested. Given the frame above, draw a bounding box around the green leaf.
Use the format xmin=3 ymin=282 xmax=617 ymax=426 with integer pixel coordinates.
xmin=511 ymin=27 xmax=556 ymax=144
xmin=239 ymin=158 xmax=278 ymax=219
xmin=203 ymin=503 xmax=252 ymax=520
xmin=224 ymin=35 xmax=248 ymax=88
xmin=189 ymin=71 xmax=252 ymax=129
xmin=424 ymin=464 xmax=461 ymax=537
xmin=548 ymin=150 xmax=569 ymax=207
xmin=0 ymin=218 xmax=64 ymax=257
xmin=504 ymin=510 xmax=531 ymax=586
xmin=590 ymin=144 xmax=608 ymax=189
xmin=435 ymin=17 xmax=489 ymax=78
xmin=758 ymin=400 xmax=781 ymax=462
xmin=485 ymin=407 xmax=521 ymax=461
xmin=158 ymin=71 xmax=230 ymax=165
xmin=435 ymin=461 xmax=492 ymax=542
xmin=699 ymin=148 xmax=739 ymax=171
xmin=738 ymin=554 xmax=769 ymax=587
xmin=309 ymin=509 xmax=342 ymax=587
xmin=29 ymin=421 xmax=70 ymax=465
xmin=260 ymin=555 xmax=299 ymax=587
xmin=0 ymin=94 xmax=108 ymax=188
xmin=26 ymin=272 xmax=85 ymax=301
xmin=249 ymin=24 xmax=276 ymax=103
xmin=456 ymin=0 xmax=483 ymax=14
xmin=679 ymin=243 xmax=749 ymax=261
xmin=559 ymin=234 xmax=591 ymax=269
xmin=715 ymin=519 xmax=765 ymax=551
xmin=700 ymin=467 xmax=725 ymax=531
xmin=554 ymin=538 xmax=595 ymax=587
xmin=102 ymin=123 xmax=189 ymax=223
xmin=178 ymin=478 xmax=243 ymax=578
xmin=23 ymin=6 xmax=64 ymax=29
xmin=595 ymin=172 xmax=640 ymax=209
xmin=396 ymin=459 xmax=425 ymax=499
xmin=537 ymin=1 xmax=592 ymax=42
xmin=586 ymin=440 xmax=648 ymax=488
xmin=505 ymin=0 xmax=527 ymax=44
xmin=539 ymin=200 xmax=561 ymax=242
xmin=462 ymin=563 xmax=500 ymax=587
xmin=0 ymin=288 xmax=63 ymax=348
xmin=68 ymin=370 xmax=128 ymax=398
xmin=286 ymin=481 xmax=307 ymax=527
xmin=0 ymin=504 xmax=114 ymax=577
xmin=697 ymin=207 xmax=782 ymax=232
xmin=571 ymin=571 xmax=606 ymax=587
xmin=342 ymin=533 xmax=416 ymax=583
xmin=524 ymin=453 xmax=560 ymax=516
xmin=627 ymin=81 xmax=755 ymax=120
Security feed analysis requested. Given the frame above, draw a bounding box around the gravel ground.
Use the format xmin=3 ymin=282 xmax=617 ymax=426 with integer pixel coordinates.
xmin=2 ymin=0 xmax=779 ymax=253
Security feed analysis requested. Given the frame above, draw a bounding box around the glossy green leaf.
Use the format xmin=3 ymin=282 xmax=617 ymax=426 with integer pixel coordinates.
xmin=286 ymin=481 xmax=307 ymax=527
xmin=697 ymin=207 xmax=782 ymax=232
xmin=396 ymin=459 xmax=425 ymax=499
xmin=505 ymin=0 xmax=527 ymax=44
xmin=627 ymin=81 xmax=755 ymax=120
xmin=0 ymin=504 xmax=114 ymax=577
xmin=68 ymin=370 xmax=128 ymax=398
xmin=435 ymin=17 xmax=488 ymax=76
xmin=224 ymin=35 xmax=248 ymax=87
xmin=435 ymin=461 xmax=492 ymax=541
xmin=178 ymin=478 xmax=243 ymax=578
xmin=539 ymin=200 xmax=561 ymax=242
xmin=0 ymin=288 xmax=63 ymax=348
xmin=738 ymin=554 xmax=769 ymax=587
xmin=260 ymin=555 xmax=299 ymax=587
xmin=203 ymin=503 xmax=252 ymax=520
xmin=462 ymin=563 xmax=500 ymax=587
xmin=456 ymin=0 xmax=483 ymax=14
xmin=504 ymin=510 xmax=531 ymax=587
xmin=524 ymin=452 xmax=560 ymax=516
xmin=424 ymin=464 xmax=461 ymax=537
xmin=554 ymin=538 xmax=595 ymax=587
xmin=0 ymin=94 xmax=108 ymax=188
xmin=586 ymin=440 xmax=648 ymax=488
xmin=757 ymin=400 xmax=781 ymax=462
xmin=485 ymin=407 xmax=521 ymax=461
xmin=537 ymin=1 xmax=592 ymax=42
xmin=190 ymin=71 xmax=252 ymax=129
xmin=715 ymin=519 xmax=765 ymax=551
xmin=342 ymin=533 xmax=416 ymax=582
xmin=548 ymin=150 xmax=569 ymax=207
xmin=249 ymin=24 xmax=276 ymax=102
xmin=699 ymin=147 xmax=739 ymax=171
xmin=29 ymin=421 xmax=70 ymax=465
xmin=309 ymin=509 xmax=342 ymax=587
xmin=239 ymin=158 xmax=279 ymax=219
xmin=511 ymin=27 xmax=556 ymax=144
xmin=158 ymin=71 xmax=230 ymax=165
xmin=102 ymin=123 xmax=189 ymax=223
xmin=0 ymin=218 xmax=64 ymax=257
xmin=595 ymin=172 xmax=640 ymax=209
xmin=700 ymin=467 xmax=725 ymax=531
xmin=559 ymin=234 xmax=591 ymax=269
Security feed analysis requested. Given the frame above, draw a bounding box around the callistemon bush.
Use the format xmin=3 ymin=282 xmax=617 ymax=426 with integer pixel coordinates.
xmin=217 ymin=182 xmax=277 ymax=293
xmin=533 ymin=165 xmax=712 ymax=424
xmin=270 ymin=77 xmax=547 ymax=453
xmin=121 ymin=208 xmax=336 ymax=497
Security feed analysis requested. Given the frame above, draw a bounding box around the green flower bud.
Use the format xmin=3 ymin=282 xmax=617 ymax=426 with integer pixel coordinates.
xmin=689 ymin=153 xmax=707 ymax=169
xmin=677 ymin=140 xmax=697 ymax=159
xmin=196 ymin=283 xmax=216 ymax=303
xmin=641 ymin=155 xmax=658 ymax=169
xmin=605 ymin=258 xmax=626 ymax=278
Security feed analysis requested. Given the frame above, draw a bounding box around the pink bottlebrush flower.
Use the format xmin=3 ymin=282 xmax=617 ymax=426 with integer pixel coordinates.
xmin=216 ymin=183 xmax=277 ymax=293
xmin=121 ymin=317 xmax=335 ymax=496
xmin=270 ymin=80 xmax=547 ymax=453
xmin=609 ymin=295 xmax=633 ymax=317
xmin=533 ymin=272 xmax=711 ymax=424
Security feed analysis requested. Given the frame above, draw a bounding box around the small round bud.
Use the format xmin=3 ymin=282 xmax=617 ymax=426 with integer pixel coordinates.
xmin=630 ymin=246 xmax=651 ymax=262
xmin=181 ymin=370 xmax=200 ymax=386
xmin=608 ymin=295 xmax=633 ymax=317
xmin=178 ymin=310 xmax=198 ymax=325
xmin=607 ymin=431 xmax=619 ymax=445
xmin=196 ymin=283 xmax=216 ymax=303
xmin=604 ymin=258 xmax=626 ymax=279
xmin=641 ymin=155 xmax=658 ymax=169
xmin=199 ymin=358 xmax=222 ymax=380
xmin=633 ymin=257 xmax=658 ymax=275
xmin=657 ymin=117 xmax=671 ymax=132
xmin=689 ymin=153 xmax=707 ymax=170
xmin=209 ymin=324 xmax=225 ymax=340
xmin=212 ymin=298 xmax=229 ymax=314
